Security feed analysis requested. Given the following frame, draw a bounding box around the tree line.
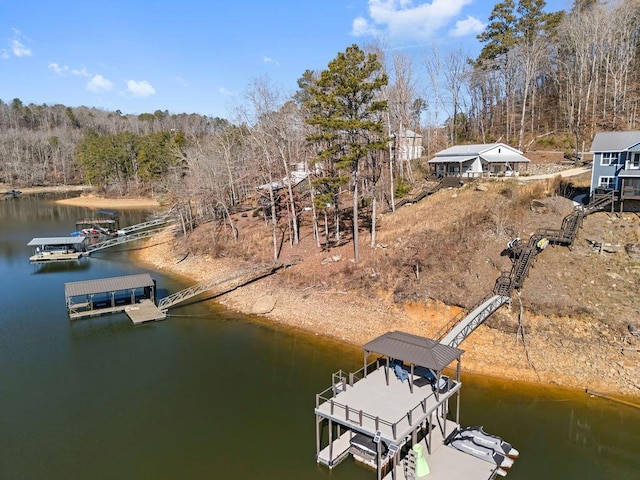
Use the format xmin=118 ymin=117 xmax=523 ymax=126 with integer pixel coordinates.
xmin=0 ymin=0 xmax=637 ymax=262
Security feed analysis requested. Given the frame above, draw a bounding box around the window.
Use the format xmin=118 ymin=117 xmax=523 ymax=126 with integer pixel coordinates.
xmin=631 ymin=153 xmax=640 ymax=169
xmin=598 ymin=176 xmax=616 ymax=190
xmin=600 ymin=152 xmax=619 ymax=166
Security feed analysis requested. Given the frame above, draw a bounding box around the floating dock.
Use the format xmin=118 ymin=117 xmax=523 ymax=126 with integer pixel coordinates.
xmin=315 ymin=331 xmax=516 ymax=479
xmin=64 ymin=274 xmax=165 ymax=324
xmin=28 ymin=237 xmax=87 ymax=263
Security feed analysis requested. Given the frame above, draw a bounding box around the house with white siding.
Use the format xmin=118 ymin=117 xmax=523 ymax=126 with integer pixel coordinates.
xmin=427 ymin=143 xmax=530 ymax=178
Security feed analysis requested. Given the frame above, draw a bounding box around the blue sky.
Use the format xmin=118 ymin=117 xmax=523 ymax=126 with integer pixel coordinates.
xmin=0 ymin=0 xmax=569 ymax=119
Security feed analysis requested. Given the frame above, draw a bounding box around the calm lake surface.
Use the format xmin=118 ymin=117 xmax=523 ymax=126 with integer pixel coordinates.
xmin=0 ymin=194 xmax=639 ymax=480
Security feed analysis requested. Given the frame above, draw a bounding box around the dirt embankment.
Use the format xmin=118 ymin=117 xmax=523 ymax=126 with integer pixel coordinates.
xmin=129 ymin=177 xmax=640 ymax=401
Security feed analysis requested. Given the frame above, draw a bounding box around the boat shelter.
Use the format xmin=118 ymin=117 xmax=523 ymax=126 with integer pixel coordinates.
xmin=28 ymin=236 xmax=86 ymax=263
xmin=75 ymin=209 xmax=119 ymax=235
xmin=64 ymin=273 xmax=164 ymax=323
xmin=314 ymin=331 xmax=504 ymax=479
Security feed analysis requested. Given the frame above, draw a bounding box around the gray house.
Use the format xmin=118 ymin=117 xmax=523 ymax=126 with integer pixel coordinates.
xmin=589 ymin=131 xmax=640 ymax=207
xmin=427 ymin=143 xmax=530 ymax=178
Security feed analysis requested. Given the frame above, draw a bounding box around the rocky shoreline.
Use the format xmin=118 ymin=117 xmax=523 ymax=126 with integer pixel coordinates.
xmin=133 ymin=230 xmax=640 ymax=401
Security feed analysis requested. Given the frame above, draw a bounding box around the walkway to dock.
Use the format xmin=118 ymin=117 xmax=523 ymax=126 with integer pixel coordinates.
xmin=84 ymin=227 xmax=167 ymax=254
xmin=117 ymin=216 xmax=173 ymax=235
xmin=63 ymin=261 xmax=294 ymax=324
xmin=158 ymin=261 xmax=293 ymax=311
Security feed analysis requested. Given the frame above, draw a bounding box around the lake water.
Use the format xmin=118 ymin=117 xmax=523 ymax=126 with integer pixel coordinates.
xmin=0 ymin=194 xmax=639 ymax=479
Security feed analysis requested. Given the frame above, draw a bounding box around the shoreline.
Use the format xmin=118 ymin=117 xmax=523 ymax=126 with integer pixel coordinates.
xmin=51 ymin=190 xmax=639 ymax=401
xmin=0 ymin=184 xmax=161 ymax=209
xmin=55 ymin=193 xmax=161 ymax=209
xmin=131 ymin=230 xmax=640 ymax=402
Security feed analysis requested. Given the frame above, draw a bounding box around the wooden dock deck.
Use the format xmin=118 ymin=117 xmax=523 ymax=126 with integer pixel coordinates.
xmin=315 ymin=366 xmax=461 ymax=443
xmin=125 ymin=299 xmax=166 ymax=324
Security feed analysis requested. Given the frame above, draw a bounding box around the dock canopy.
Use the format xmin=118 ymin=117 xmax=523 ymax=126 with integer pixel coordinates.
xmin=28 ymin=237 xmax=86 ymax=247
xmin=362 ymin=331 xmax=463 ymax=372
xmin=65 ymin=273 xmax=155 ymax=298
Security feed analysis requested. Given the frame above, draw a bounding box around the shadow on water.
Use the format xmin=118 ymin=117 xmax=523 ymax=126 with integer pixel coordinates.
xmin=32 ymin=258 xmax=91 ymax=274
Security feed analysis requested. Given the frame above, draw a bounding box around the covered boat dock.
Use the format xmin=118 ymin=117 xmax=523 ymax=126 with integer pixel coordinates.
xmin=64 ymin=273 xmax=165 ymax=324
xmin=315 ymin=331 xmax=512 ymax=479
xmin=28 ymin=236 xmax=87 ymax=263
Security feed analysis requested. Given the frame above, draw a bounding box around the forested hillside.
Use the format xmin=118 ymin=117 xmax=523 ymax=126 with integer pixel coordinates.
xmin=2 ymin=0 xmax=638 ymax=258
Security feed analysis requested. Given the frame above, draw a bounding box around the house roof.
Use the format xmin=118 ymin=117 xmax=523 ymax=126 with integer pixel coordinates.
xmin=362 ymin=331 xmax=463 ymax=372
xmin=427 ymin=143 xmax=529 ymax=165
xmin=590 ymin=131 xmax=640 ymax=152
xmin=435 ymin=143 xmax=522 ymax=156
xmin=618 ymin=170 xmax=640 ymax=178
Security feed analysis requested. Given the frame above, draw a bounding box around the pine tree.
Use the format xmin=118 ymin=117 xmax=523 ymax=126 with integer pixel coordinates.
xmin=299 ymin=44 xmax=388 ymax=263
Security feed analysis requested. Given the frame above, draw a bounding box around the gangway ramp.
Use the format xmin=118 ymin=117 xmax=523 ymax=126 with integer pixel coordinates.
xmin=158 ymin=262 xmax=291 ymax=311
xmin=118 ymin=217 xmax=174 ymax=235
xmin=438 ymin=295 xmax=511 ymax=348
xmin=84 ymin=227 xmax=166 ymax=254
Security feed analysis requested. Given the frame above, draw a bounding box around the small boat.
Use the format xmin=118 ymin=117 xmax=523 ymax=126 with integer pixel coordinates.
xmin=458 ymin=426 xmax=519 ymax=458
xmin=447 ymin=434 xmax=514 ymax=469
xmin=3 ymin=189 xmax=22 ymax=197
xmin=81 ymin=228 xmax=101 ymax=236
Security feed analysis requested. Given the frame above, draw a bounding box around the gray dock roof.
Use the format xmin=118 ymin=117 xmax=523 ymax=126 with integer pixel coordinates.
xmin=362 ymin=331 xmax=463 ymax=371
xmin=28 ymin=236 xmax=86 ymax=246
xmin=65 ymin=273 xmax=155 ymax=297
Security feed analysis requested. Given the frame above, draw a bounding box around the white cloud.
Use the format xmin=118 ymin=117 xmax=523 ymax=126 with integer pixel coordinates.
xmin=12 ymin=39 xmax=31 ymax=57
xmin=352 ymin=0 xmax=473 ymax=41
xmin=450 ymin=15 xmax=484 ymax=37
xmin=127 ymin=80 xmax=156 ymax=97
xmin=72 ymin=67 xmax=91 ymax=77
xmin=48 ymin=62 xmax=68 ymax=74
xmin=263 ymin=56 xmax=280 ymax=66
xmin=352 ymin=16 xmax=381 ymax=37
xmin=87 ymin=74 xmax=114 ymax=92
xmin=5 ymin=29 xmax=32 ymax=58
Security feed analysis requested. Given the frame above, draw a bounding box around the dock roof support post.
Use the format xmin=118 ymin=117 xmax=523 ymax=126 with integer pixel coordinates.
xmin=110 ymin=291 xmax=115 ymax=308
xmin=363 ymin=350 xmax=368 ymax=377
xmin=385 ymin=357 xmax=389 ymax=386
xmin=409 ymin=364 xmax=414 ymax=393
xmin=130 ymin=288 xmax=135 ymax=304
xmin=442 ymin=400 xmax=448 ymax=440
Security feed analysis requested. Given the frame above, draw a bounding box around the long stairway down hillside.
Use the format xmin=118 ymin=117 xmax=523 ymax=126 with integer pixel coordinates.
xmin=434 ymin=194 xmax=613 ymax=348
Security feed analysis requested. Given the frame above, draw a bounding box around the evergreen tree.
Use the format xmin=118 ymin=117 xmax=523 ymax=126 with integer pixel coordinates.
xmin=299 ymin=44 xmax=388 ymax=263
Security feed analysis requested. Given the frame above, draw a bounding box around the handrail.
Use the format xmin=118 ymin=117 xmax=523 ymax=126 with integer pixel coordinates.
xmin=84 ymin=227 xmax=167 ymax=253
xmin=316 ymin=365 xmax=460 ymax=441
